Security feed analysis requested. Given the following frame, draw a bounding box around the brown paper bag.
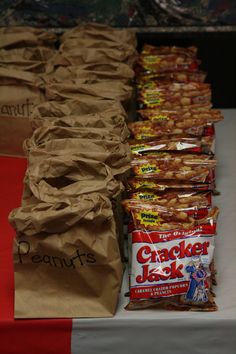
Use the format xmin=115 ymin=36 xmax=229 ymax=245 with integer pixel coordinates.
xmin=60 ymin=37 xmax=136 ymax=53
xmin=24 ymin=135 xmax=131 ymax=177
xmin=0 ymin=47 xmax=56 ymax=61
xmin=0 ymin=61 xmax=47 ymax=73
xmin=0 ymin=67 xmax=45 ymax=118
xmin=22 ymin=150 xmax=124 ymax=203
xmin=0 ymin=27 xmax=57 ymax=49
xmin=31 ymin=97 xmax=126 ymax=119
xmin=53 ymin=47 xmax=137 ymax=67
xmin=9 ymin=193 xmax=123 ymax=318
xmin=45 ymin=62 xmax=134 ymax=83
xmin=24 ymin=125 xmax=124 ymax=145
xmin=45 ymin=80 xmax=133 ymax=108
xmin=0 ymin=116 xmax=32 ymax=156
xmin=30 ymin=110 xmax=129 ymax=141
xmin=61 ymin=22 xmax=136 ymax=46
xmin=0 ymin=47 xmax=56 ymax=73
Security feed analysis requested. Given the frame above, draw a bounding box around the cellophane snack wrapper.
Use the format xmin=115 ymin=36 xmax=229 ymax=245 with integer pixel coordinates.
xmin=127 ymin=190 xmax=212 ymax=209
xmin=136 ymin=54 xmax=200 ymax=75
xmin=124 ymin=200 xmax=218 ymax=311
xmin=136 ymin=71 xmax=206 ymax=84
xmin=130 ymin=109 xmax=222 ymax=139
xmin=141 ymin=44 xmax=198 ymax=57
xmin=127 ymin=177 xmax=216 ymax=192
xmin=129 ymin=135 xmax=215 ymax=154
xmin=137 ymin=83 xmax=211 ymax=109
xmin=131 ymin=153 xmax=216 ymax=183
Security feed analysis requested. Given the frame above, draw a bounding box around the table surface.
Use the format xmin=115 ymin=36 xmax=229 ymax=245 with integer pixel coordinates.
xmin=71 ymin=109 xmax=236 ymax=354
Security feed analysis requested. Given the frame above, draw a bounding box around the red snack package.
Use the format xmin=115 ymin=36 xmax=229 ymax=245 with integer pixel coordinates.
xmin=127 ymin=223 xmax=218 ymax=311
xmin=125 ymin=200 xmax=219 ymax=311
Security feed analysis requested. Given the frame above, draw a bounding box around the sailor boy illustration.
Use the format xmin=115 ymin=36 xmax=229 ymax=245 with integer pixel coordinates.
xmin=185 ymin=256 xmax=208 ymax=302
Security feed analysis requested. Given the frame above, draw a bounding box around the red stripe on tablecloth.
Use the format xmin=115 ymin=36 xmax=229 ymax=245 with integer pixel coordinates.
xmin=0 ymin=156 xmax=72 ymax=354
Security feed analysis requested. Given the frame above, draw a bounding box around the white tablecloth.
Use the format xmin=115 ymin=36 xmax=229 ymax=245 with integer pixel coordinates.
xmin=72 ymin=109 xmax=236 ymax=354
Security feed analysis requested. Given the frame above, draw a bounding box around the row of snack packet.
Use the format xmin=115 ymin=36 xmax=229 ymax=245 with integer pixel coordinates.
xmin=8 ymin=23 xmax=136 ymax=319
xmin=123 ymin=44 xmax=223 ymax=311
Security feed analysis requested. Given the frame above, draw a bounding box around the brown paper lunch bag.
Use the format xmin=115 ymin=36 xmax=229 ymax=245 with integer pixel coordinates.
xmin=0 ymin=47 xmax=56 ymax=61
xmin=53 ymin=47 xmax=137 ymax=67
xmin=31 ymin=97 xmax=126 ymax=119
xmin=0 ymin=27 xmax=57 ymax=49
xmin=9 ymin=193 xmax=123 ymax=318
xmin=22 ymin=151 xmax=127 ymax=259
xmin=24 ymin=136 xmax=131 ymax=177
xmin=0 ymin=60 xmax=47 ymax=73
xmin=45 ymin=62 xmax=134 ymax=83
xmin=30 ymin=109 xmax=129 ymax=141
xmin=60 ymin=22 xmax=136 ymax=45
xmin=22 ymin=150 xmax=124 ymax=204
xmin=0 ymin=67 xmax=45 ymax=118
xmin=45 ymin=80 xmax=133 ymax=108
xmin=0 ymin=47 xmax=56 ymax=73
xmin=24 ymin=125 xmax=125 ymax=147
xmin=60 ymin=37 xmax=136 ymax=54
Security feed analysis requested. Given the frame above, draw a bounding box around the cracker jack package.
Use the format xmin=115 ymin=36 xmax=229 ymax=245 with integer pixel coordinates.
xmin=126 ymin=204 xmax=218 ymax=311
xmin=128 ymin=227 xmax=217 ymax=311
